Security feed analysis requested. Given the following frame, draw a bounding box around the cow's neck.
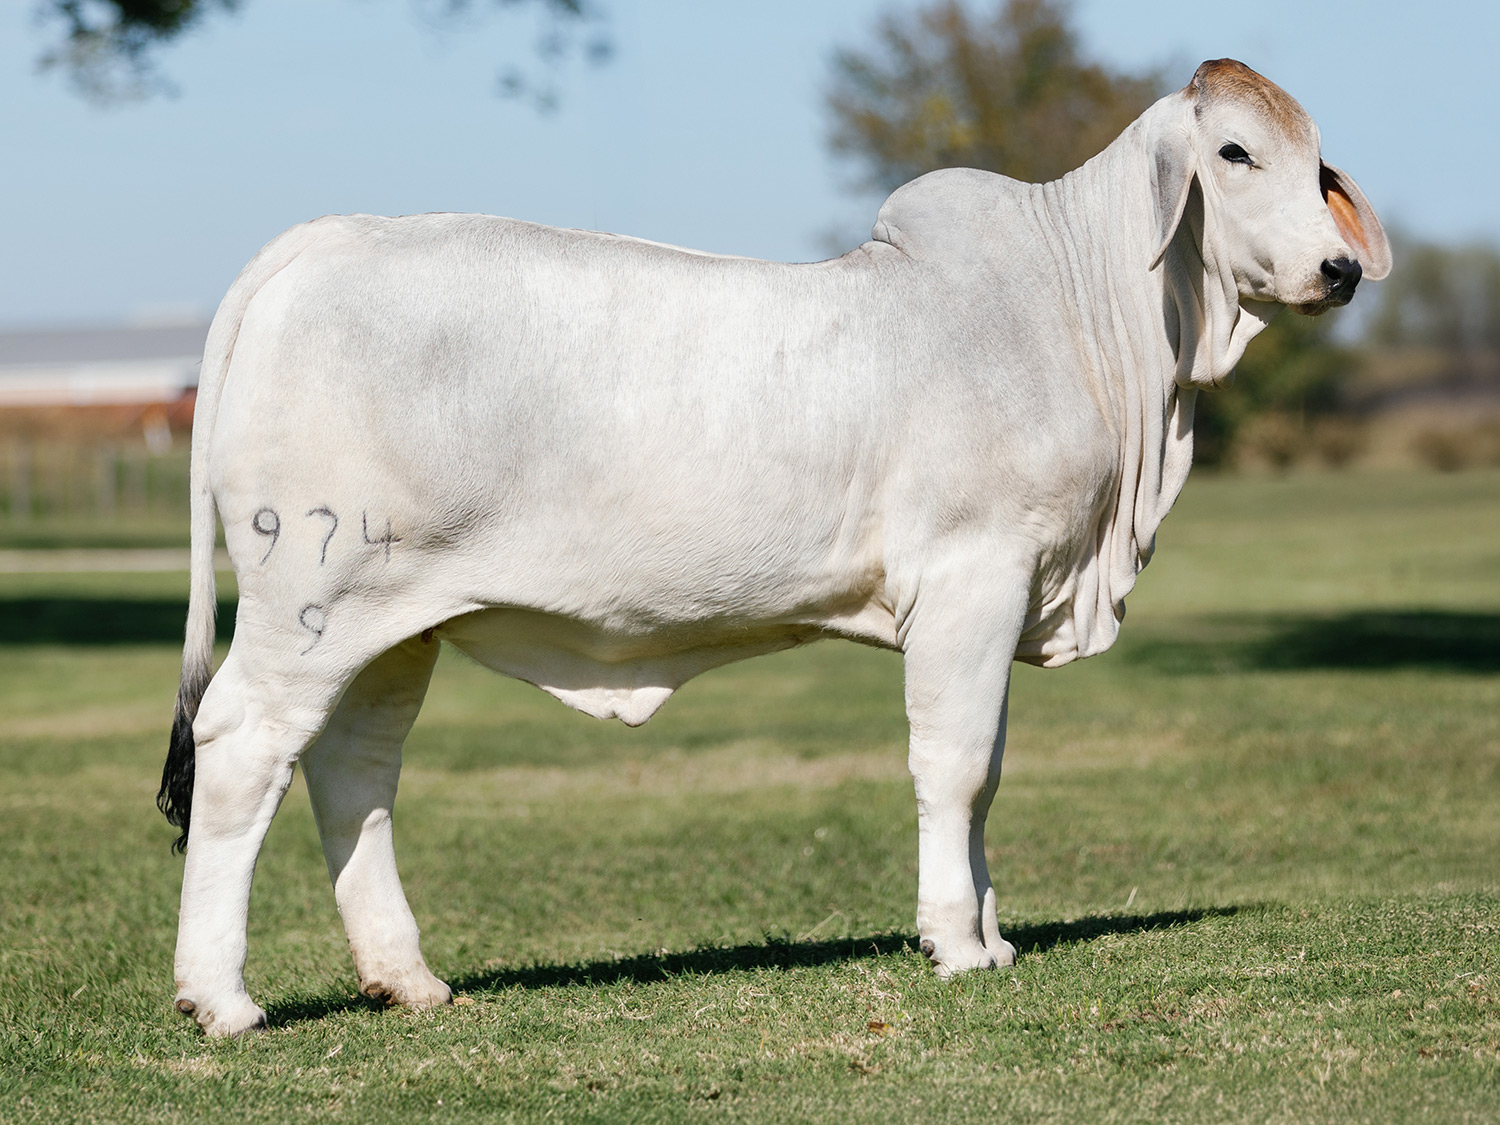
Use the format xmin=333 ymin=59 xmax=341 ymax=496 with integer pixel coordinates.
xmin=1015 ymin=116 xmax=1233 ymax=664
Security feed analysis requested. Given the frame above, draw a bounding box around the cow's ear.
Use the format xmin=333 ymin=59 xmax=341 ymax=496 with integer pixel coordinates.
xmin=1320 ymin=162 xmax=1392 ymax=280
xmin=1150 ymin=121 xmax=1196 ymax=270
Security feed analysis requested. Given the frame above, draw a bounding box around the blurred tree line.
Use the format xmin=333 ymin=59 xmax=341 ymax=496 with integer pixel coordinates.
xmin=827 ymin=0 xmax=1500 ymax=470
xmin=1368 ymin=241 xmax=1500 ymax=352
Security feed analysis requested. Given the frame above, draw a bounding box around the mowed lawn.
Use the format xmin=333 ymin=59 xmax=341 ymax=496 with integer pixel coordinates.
xmin=2 ymin=469 xmax=1498 ymax=1123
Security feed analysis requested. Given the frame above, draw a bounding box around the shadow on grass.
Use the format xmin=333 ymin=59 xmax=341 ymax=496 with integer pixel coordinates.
xmin=1126 ymin=610 xmax=1500 ymax=674
xmin=0 ymin=597 xmax=237 ymax=644
xmin=263 ymin=907 xmax=1235 ymax=1028
xmin=6 ymin=601 xmax=1495 ymax=671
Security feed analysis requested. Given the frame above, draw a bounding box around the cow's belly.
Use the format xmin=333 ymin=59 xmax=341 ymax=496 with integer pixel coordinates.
xmin=436 ymin=597 xmax=897 ymax=725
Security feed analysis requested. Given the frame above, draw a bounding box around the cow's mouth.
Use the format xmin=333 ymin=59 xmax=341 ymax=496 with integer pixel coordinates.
xmin=1291 ymin=297 xmax=1337 ymax=317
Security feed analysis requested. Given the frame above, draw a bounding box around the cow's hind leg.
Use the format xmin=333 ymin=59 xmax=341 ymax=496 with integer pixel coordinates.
xmin=172 ymin=645 xmax=345 ymax=1037
xmin=300 ymin=634 xmax=447 ymax=1011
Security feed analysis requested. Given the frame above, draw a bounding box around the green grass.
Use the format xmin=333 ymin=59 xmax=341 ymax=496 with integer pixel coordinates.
xmin=0 ymin=513 xmax=197 ymax=552
xmin=2 ymin=468 xmax=1498 ymax=1122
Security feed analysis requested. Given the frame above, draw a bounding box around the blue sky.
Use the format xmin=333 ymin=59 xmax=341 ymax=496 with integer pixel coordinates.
xmin=1 ymin=0 xmax=1493 ymax=327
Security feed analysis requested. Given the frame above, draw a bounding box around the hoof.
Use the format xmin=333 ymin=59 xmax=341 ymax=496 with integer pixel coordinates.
xmin=362 ymin=981 xmax=397 ymax=1007
xmin=175 ymin=992 xmax=268 ymax=1037
xmin=991 ymin=938 xmax=1019 ymax=967
xmin=406 ymin=983 xmax=453 ymax=1011
xmin=360 ymin=971 xmax=452 ymax=1011
xmin=919 ymin=935 xmax=1009 ymax=980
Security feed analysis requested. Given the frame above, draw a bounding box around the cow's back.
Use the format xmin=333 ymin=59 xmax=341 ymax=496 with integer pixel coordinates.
xmin=210 ymin=214 xmax=932 ymax=663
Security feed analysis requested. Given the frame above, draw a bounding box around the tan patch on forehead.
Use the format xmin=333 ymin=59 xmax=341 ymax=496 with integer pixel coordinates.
xmin=1190 ymin=58 xmax=1315 ymax=143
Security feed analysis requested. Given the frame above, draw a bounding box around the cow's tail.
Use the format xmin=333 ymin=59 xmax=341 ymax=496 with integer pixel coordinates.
xmin=158 ymin=221 xmax=326 ymax=854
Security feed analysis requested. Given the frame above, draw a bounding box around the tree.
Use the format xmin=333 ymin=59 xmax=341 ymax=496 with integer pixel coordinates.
xmin=1367 ymin=237 xmax=1500 ymax=353
xmin=34 ymin=0 xmax=610 ymax=108
xmin=826 ymin=0 xmax=1165 ymax=194
xmin=1191 ymin=312 xmax=1358 ymax=468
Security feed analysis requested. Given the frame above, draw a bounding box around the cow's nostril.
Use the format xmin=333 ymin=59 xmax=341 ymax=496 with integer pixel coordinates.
xmin=1321 ymin=256 xmax=1362 ymax=293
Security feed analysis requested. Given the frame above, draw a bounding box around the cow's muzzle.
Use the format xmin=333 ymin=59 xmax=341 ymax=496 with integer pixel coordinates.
xmin=1319 ymin=256 xmax=1362 ymax=305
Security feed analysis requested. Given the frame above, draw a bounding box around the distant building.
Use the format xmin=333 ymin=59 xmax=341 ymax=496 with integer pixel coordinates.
xmin=0 ymin=321 xmax=208 ymax=408
xmin=0 ymin=321 xmax=208 ymax=449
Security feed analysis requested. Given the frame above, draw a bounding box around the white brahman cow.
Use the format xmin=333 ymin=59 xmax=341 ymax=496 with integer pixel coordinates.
xmin=159 ymin=59 xmax=1388 ymax=1035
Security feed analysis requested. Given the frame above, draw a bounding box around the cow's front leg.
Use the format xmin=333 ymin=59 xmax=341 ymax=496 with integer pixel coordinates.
xmin=301 ymin=636 xmax=449 ymax=1011
xmin=901 ymin=571 xmax=1025 ymax=978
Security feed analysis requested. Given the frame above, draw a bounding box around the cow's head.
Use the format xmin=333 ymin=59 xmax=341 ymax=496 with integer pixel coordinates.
xmin=1151 ymin=59 xmax=1390 ymax=314
xmin=1148 ymin=59 xmax=1389 ymax=386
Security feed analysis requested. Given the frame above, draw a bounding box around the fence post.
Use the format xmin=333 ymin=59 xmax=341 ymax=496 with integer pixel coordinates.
xmin=43 ymin=443 xmax=66 ymax=518
xmin=96 ymin=444 xmax=118 ymax=518
xmin=124 ymin=446 xmax=147 ymax=512
xmin=4 ymin=441 xmax=28 ymax=521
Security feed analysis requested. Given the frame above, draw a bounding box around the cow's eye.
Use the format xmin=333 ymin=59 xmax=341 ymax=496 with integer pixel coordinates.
xmin=1218 ymin=142 xmax=1253 ymax=165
